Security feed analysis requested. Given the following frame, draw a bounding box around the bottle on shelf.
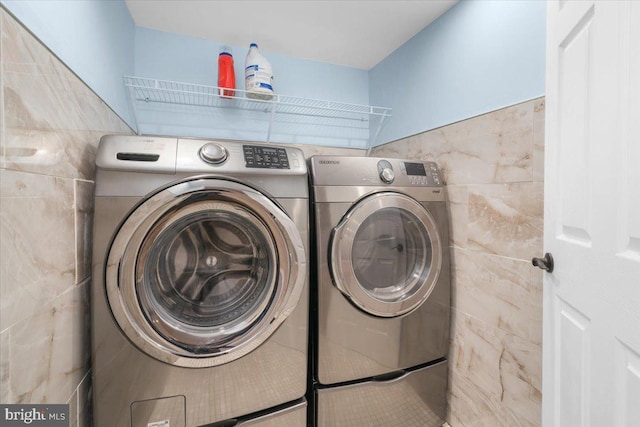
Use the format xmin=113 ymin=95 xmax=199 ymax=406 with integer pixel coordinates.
xmin=245 ymin=43 xmax=274 ymax=100
xmin=217 ymin=46 xmax=236 ymax=97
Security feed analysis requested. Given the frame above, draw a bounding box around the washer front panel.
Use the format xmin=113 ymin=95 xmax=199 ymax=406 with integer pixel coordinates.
xmin=330 ymin=192 xmax=442 ymax=317
xmin=105 ymin=177 xmax=306 ymax=367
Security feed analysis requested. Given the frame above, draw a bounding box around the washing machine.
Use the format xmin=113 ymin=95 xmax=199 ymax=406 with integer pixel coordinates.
xmin=91 ymin=135 xmax=309 ymax=427
xmin=309 ymin=156 xmax=450 ymax=427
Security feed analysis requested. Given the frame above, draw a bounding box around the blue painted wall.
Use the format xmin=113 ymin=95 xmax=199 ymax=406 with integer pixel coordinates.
xmin=133 ymin=27 xmax=371 ymax=146
xmin=1 ymin=0 xmax=136 ymax=129
xmin=369 ymin=0 xmax=546 ymax=146
xmin=135 ymin=27 xmax=369 ymax=103
xmin=2 ymin=0 xmax=546 ymax=148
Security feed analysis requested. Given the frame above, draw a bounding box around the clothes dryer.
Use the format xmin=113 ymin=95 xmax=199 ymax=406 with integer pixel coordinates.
xmin=92 ymin=135 xmax=309 ymax=426
xmin=309 ymin=156 xmax=450 ymax=427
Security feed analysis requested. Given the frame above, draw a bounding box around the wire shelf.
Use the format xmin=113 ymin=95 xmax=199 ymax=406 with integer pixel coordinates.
xmin=124 ymin=76 xmax=391 ymax=146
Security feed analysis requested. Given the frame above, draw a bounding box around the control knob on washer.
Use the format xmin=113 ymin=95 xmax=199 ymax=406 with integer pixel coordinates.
xmin=200 ymin=143 xmax=228 ymax=164
xmin=380 ymin=167 xmax=395 ymax=184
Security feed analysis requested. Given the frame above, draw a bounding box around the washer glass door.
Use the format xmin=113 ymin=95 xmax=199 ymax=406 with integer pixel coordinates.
xmin=330 ymin=192 xmax=441 ymax=317
xmin=106 ymin=178 xmax=306 ymax=367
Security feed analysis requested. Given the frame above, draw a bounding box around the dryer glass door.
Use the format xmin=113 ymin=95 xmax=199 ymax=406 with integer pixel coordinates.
xmin=331 ymin=192 xmax=441 ymax=317
xmin=106 ymin=178 xmax=306 ymax=367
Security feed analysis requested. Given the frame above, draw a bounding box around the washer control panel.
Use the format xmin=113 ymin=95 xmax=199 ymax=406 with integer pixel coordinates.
xmin=403 ymin=161 xmax=441 ymax=186
xmin=243 ymin=145 xmax=290 ymax=169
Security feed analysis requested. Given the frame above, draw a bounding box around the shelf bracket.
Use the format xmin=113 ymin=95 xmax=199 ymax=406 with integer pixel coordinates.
xmin=125 ymin=79 xmax=142 ymax=135
xmin=266 ymin=97 xmax=278 ymax=142
xmin=368 ymin=112 xmax=389 ymax=153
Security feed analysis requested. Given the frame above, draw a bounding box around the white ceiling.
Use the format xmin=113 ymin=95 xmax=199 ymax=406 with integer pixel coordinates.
xmin=125 ymin=0 xmax=458 ymax=70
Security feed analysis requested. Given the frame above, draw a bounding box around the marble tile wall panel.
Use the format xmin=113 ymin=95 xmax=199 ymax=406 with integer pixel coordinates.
xmin=8 ymin=279 xmax=90 ymax=403
xmin=1 ymin=8 xmax=131 ymax=180
xmin=371 ymin=98 xmax=545 ymax=427
xmin=372 ymin=100 xmax=537 ymax=186
xmin=1 ymin=10 xmax=130 ymax=134
xmin=0 ymin=5 xmax=130 ymax=417
xmin=74 ymin=179 xmax=94 ymax=284
xmin=451 ymin=248 xmax=542 ymax=346
xmin=0 ymin=328 xmax=11 ymax=402
xmin=3 ymin=129 xmax=114 ymax=180
xmin=533 ymin=99 xmax=545 ymax=183
xmin=467 ymin=182 xmax=544 ymax=260
xmin=529 ymin=269 xmax=544 ymax=348
xmin=77 ymin=372 xmax=92 ymax=427
xmin=1 ymin=10 xmax=4 ymax=169
xmin=0 ymin=170 xmax=77 ymax=330
xmin=448 ymin=309 xmax=541 ymax=427
xmin=290 ymin=143 xmax=366 ymax=158
xmin=445 ymin=185 xmax=469 ymax=248
xmin=445 ymin=182 xmax=544 ymax=261
xmin=67 ymin=389 xmax=78 ymax=427
xmin=64 ymin=372 xmax=91 ymax=427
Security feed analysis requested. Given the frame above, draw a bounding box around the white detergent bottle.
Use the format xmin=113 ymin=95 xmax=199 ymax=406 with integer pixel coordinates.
xmin=245 ymin=43 xmax=274 ymax=100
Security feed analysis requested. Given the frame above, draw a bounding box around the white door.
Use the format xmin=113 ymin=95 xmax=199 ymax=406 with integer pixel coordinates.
xmin=543 ymin=1 xmax=640 ymax=426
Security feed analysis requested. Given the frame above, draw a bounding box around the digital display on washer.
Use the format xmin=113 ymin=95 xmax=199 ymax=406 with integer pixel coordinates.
xmin=243 ymin=145 xmax=290 ymax=169
xmin=404 ymin=162 xmax=427 ymax=176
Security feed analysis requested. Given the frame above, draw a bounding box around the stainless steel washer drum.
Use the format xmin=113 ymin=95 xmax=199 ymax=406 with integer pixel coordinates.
xmin=105 ymin=177 xmax=306 ymax=368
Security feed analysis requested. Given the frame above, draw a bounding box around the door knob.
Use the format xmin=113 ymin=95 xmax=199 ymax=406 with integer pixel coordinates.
xmin=532 ymin=253 xmax=554 ymax=273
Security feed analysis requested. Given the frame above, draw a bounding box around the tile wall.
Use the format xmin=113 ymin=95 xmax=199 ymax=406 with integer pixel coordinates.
xmin=0 ymin=7 xmax=132 ymax=426
xmin=371 ymin=98 xmax=545 ymax=427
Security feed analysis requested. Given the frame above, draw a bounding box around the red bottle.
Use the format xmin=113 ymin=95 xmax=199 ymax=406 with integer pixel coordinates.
xmin=218 ymin=49 xmax=236 ymax=97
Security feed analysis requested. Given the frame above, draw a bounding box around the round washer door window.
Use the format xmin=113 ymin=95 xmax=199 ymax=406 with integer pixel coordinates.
xmin=330 ymin=192 xmax=442 ymax=317
xmin=106 ymin=178 xmax=306 ymax=367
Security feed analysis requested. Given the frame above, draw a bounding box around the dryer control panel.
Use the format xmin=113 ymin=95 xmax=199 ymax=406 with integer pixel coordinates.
xmin=310 ymin=156 xmax=443 ymax=188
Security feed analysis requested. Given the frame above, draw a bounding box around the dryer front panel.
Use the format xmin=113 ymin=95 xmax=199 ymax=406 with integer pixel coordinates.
xmin=105 ymin=177 xmax=307 ymax=367
xmin=330 ymin=192 xmax=442 ymax=317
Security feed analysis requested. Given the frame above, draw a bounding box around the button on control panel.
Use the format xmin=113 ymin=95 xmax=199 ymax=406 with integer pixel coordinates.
xmin=243 ymin=145 xmax=290 ymax=169
xmin=377 ymin=160 xmax=395 ymax=184
xmin=199 ymin=143 xmax=228 ymax=165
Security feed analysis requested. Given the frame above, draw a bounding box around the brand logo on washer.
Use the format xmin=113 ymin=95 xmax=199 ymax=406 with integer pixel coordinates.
xmin=319 ymin=160 xmax=340 ymax=165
